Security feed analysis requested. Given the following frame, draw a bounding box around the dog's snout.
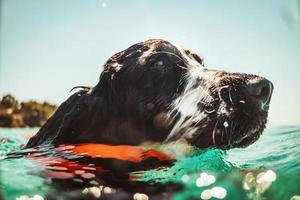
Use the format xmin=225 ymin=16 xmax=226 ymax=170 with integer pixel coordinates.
xmin=243 ymin=78 xmax=273 ymax=109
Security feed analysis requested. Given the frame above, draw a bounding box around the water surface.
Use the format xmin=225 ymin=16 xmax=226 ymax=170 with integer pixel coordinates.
xmin=0 ymin=126 xmax=299 ymax=200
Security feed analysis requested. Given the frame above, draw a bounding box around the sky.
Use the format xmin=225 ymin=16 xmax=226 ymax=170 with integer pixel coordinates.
xmin=0 ymin=0 xmax=299 ymax=126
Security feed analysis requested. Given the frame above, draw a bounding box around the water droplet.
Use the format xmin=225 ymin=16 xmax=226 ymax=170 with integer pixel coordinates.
xmin=103 ymin=187 xmax=113 ymax=194
xmin=82 ymin=188 xmax=89 ymax=194
xmin=89 ymin=180 xmax=99 ymax=185
xmin=81 ymin=172 xmax=96 ymax=179
xmin=223 ymin=121 xmax=229 ymax=128
xmin=133 ymin=193 xmax=149 ymax=200
xmin=72 ymin=178 xmax=84 ymax=183
xmin=89 ymin=187 xmax=101 ymax=198
xmin=243 ymin=182 xmax=250 ymax=190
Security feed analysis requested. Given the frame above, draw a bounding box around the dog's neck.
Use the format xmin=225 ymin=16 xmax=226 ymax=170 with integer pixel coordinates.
xmin=58 ymin=83 xmax=170 ymax=145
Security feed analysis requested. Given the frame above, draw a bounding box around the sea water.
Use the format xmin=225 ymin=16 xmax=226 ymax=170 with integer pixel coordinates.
xmin=0 ymin=126 xmax=299 ymax=200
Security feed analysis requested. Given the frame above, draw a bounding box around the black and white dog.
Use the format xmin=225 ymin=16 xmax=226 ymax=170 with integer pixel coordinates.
xmin=26 ymin=39 xmax=273 ymax=150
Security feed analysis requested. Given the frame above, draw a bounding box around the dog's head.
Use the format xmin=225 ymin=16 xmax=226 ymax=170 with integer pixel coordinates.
xmin=92 ymin=39 xmax=273 ymax=149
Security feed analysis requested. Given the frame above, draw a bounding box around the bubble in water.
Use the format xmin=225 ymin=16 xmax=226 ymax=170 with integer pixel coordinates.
xmin=211 ymin=186 xmax=227 ymax=199
xmin=200 ymin=189 xmax=212 ymax=199
xmin=196 ymin=172 xmax=216 ymax=187
xmin=255 ymin=170 xmax=277 ymax=193
xmin=181 ymin=174 xmax=190 ymax=183
xmin=256 ymin=170 xmax=277 ymax=183
xmin=200 ymin=186 xmax=227 ymax=199
xmin=290 ymin=195 xmax=300 ymax=200
xmin=243 ymin=172 xmax=255 ymax=190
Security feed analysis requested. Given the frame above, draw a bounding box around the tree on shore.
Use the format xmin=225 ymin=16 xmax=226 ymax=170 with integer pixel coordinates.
xmin=0 ymin=94 xmax=19 ymax=109
xmin=0 ymin=94 xmax=57 ymax=127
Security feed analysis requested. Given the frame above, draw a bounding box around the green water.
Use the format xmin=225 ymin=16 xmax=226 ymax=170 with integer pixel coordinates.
xmin=0 ymin=126 xmax=300 ymax=200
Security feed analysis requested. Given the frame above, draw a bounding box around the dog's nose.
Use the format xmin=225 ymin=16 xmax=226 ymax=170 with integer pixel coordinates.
xmin=243 ymin=78 xmax=273 ymax=109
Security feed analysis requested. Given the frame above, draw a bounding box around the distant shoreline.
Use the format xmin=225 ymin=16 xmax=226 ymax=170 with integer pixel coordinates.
xmin=0 ymin=94 xmax=57 ymax=128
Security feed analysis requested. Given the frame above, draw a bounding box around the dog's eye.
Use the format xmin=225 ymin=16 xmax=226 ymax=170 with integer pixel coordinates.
xmin=154 ymin=61 xmax=164 ymax=68
xmin=151 ymin=60 xmax=166 ymax=74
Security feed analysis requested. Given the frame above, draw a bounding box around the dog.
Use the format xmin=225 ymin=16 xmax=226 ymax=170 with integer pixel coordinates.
xmin=26 ymin=39 xmax=273 ymax=150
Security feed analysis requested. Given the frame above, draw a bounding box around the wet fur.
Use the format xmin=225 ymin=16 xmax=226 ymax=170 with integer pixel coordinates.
xmin=26 ymin=39 xmax=271 ymax=149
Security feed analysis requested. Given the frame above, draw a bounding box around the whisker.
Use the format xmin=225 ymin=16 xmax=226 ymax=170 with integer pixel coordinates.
xmin=218 ymin=85 xmax=229 ymax=101
xmin=176 ymin=64 xmax=188 ymax=70
xmin=228 ymin=87 xmax=234 ymax=105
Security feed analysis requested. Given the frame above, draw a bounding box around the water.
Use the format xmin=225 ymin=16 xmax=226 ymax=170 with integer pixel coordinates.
xmin=0 ymin=126 xmax=299 ymax=200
